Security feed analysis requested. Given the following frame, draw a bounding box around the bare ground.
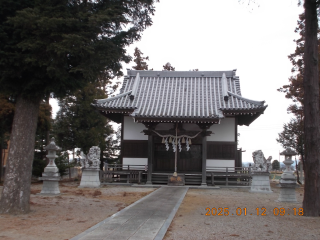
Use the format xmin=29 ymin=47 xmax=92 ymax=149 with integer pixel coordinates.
xmin=0 ymin=181 xmax=319 ymax=240
xmin=0 ymin=181 xmax=154 ymax=240
xmin=164 ymin=182 xmax=320 ymax=240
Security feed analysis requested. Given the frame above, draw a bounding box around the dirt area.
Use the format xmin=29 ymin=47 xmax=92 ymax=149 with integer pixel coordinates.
xmin=0 ymin=181 xmax=154 ymax=240
xmin=164 ymin=182 xmax=320 ymax=240
xmin=1 ymin=181 xmax=320 ymax=240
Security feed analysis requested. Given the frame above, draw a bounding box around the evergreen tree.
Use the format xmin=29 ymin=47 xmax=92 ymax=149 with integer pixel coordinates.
xmin=278 ymin=3 xmax=320 ymax=216
xmin=0 ymin=0 xmax=157 ymax=214
xmin=0 ymin=96 xmax=52 ymax=178
xmin=302 ymin=0 xmax=320 ymax=217
xmin=53 ymin=82 xmax=117 ymax=167
xmin=272 ymin=160 xmax=280 ymax=171
xmin=32 ymin=100 xmax=52 ymax=177
xmin=132 ymin=47 xmax=150 ymax=70
xmin=276 ymin=117 xmax=304 ymax=164
xmin=103 ymin=125 xmax=121 ymax=164
xmin=279 ymin=0 xmax=320 ymax=216
xmin=277 ymin=13 xmax=320 ymax=117
xmin=163 ymin=62 xmax=175 ymax=71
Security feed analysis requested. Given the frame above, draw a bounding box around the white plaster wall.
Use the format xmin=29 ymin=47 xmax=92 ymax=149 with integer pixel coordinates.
xmin=123 ymin=116 xmax=148 ymax=140
xmin=155 ymin=123 xmax=173 ymax=130
xmin=206 ymin=159 xmax=235 ymax=172
xmin=207 ymin=118 xmax=235 ymax=141
xmin=123 ymin=158 xmax=148 ymax=166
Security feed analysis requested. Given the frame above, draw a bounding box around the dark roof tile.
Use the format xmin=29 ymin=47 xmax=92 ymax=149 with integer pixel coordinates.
xmin=93 ymin=70 xmax=267 ymax=121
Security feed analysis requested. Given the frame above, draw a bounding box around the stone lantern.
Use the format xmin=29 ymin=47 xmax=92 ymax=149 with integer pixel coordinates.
xmin=277 ymin=148 xmax=298 ymax=202
xmin=38 ymin=137 xmax=61 ymax=195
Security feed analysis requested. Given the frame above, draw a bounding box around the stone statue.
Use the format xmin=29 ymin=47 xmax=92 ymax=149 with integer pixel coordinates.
xmin=252 ymin=150 xmax=272 ymax=172
xmin=80 ymin=146 xmax=101 ymax=169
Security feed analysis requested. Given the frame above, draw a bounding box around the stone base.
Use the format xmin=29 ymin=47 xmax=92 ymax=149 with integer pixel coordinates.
xmin=168 ymin=174 xmax=185 ymax=186
xmin=39 ymin=180 xmax=60 ymax=195
xmin=79 ymin=168 xmax=100 ymax=188
xmin=277 ymin=188 xmax=298 ymax=202
xmin=39 ymin=171 xmax=61 ymax=195
xmin=249 ymin=172 xmax=272 ymax=193
xmin=277 ymin=182 xmax=298 ymax=202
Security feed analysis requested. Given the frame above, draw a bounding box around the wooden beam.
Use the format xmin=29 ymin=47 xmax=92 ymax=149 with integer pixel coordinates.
xmin=143 ymin=122 xmax=157 ymax=185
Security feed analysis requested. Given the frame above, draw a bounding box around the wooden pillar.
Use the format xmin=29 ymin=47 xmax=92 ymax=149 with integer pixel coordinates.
xmin=142 ymin=122 xmax=158 ymax=185
xmin=201 ymin=133 xmax=207 ymax=186
xmin=197 ymin=123 xmax=214 ymax=186
xmin=146 ymin=134 xmax=153 ymax=184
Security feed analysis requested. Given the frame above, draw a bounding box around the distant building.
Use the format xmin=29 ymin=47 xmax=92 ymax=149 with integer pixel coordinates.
xmin=93 ymin=70 xmax=267 ymax=184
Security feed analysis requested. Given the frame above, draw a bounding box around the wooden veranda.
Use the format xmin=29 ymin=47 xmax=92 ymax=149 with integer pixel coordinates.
xmin=100 ymin=164 xmax=252 ymax=186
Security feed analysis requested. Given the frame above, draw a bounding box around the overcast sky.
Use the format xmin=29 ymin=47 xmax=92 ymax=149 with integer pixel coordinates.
xmin=51 ymin=0 xmax=303 ymax=163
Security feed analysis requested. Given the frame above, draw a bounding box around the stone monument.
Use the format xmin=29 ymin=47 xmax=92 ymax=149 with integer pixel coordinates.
xmin=38 ymin=137 xmax=61 ymax=195
xmin=277 ymin=148 xmax=298 ymax=202
xmin=79 ymin=146 xmax=101 ymax=188
xmin=249 ymin=150 xmax=272 ymax=193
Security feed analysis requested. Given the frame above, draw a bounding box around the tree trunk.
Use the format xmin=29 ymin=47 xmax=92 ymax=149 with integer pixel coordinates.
xmin=303 ymin=0 xmax=320 ymax=216
xmin=0 ymin=143 xmax=3 ymax=182
xmin=0 ymin=95 xmax=40 ymax=214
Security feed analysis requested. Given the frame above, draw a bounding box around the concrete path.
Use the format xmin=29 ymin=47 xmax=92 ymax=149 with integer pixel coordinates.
xmin=70 ymin=186 xmax=188 ymax=240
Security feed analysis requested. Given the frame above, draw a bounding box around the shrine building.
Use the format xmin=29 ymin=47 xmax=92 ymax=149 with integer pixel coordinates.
xmin=92 ymin=69 xmax=267 ymax=185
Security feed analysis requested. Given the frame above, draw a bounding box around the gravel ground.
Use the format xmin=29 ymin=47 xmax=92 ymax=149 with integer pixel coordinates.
xmin=164 ymin=182 xmax=320 ymax=240
xmin=0 ymin=181 xmax=154 ymax=240
xmin=0 ymin=181 xmax=319 ymax=240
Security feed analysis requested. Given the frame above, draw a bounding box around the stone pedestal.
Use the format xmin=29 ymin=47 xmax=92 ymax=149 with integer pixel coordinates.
xmin=250 ymin=172 xmax=272 ymax=193
xmin=38 ymin=168 xmax=61 ymax=195
xmin=79 ymin=168 xmax=101 ymax=188
xmin=277 ymin=183 xmax=298 ymax=202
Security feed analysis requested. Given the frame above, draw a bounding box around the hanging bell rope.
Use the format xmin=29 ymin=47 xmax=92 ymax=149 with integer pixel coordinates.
xmin=151 ymin=130 xmax=201 ymax=140
xmin=151 ymin=130 xmax=201 ymax=152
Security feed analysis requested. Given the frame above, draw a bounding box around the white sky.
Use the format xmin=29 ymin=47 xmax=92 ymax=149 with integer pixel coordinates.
xmin=50 ymin=0 xmax=303 ymax=163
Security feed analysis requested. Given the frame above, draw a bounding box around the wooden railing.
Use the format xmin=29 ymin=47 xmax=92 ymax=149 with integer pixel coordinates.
xmin=104 ymin=164 xmax=147 ymax=171
xmin=206 ymin=166 xmax=252 ymax=186
xmin=101 ymin=164 xmax=147 ymax=184
xmin=100 ymin=165 xmax=253 ymax=186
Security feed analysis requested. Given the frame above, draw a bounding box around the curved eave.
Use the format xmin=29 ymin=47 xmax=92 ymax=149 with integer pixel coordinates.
xmin=227 ymin=91 xmax=265 ymax=105
xmin=221 ymin=105 xmax=268 ymax=126
xmin=221 ymin=105 xmax=267 ymax=114
xmin=91 ymin=104 xmax=136 ymax=123
xmin=133 ymin=116 xmax=220 ymax=124
xmin=94 ymin=90 xmax=132 ymax=105
xmin=92 ymin=104 xmax=135 ymax=112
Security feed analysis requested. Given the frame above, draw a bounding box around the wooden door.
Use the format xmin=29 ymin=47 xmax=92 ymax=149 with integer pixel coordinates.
xmin=154 ymin=143 xmax=201 ymax=172
xmin=154 ymin=144 xmax=174 ymax=172
xmin=178 ymin=144 xmax=202 ymax=172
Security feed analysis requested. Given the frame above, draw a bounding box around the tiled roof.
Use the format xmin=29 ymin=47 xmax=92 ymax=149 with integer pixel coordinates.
xmin=93 ymin=70 xmax=267 ymax=124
